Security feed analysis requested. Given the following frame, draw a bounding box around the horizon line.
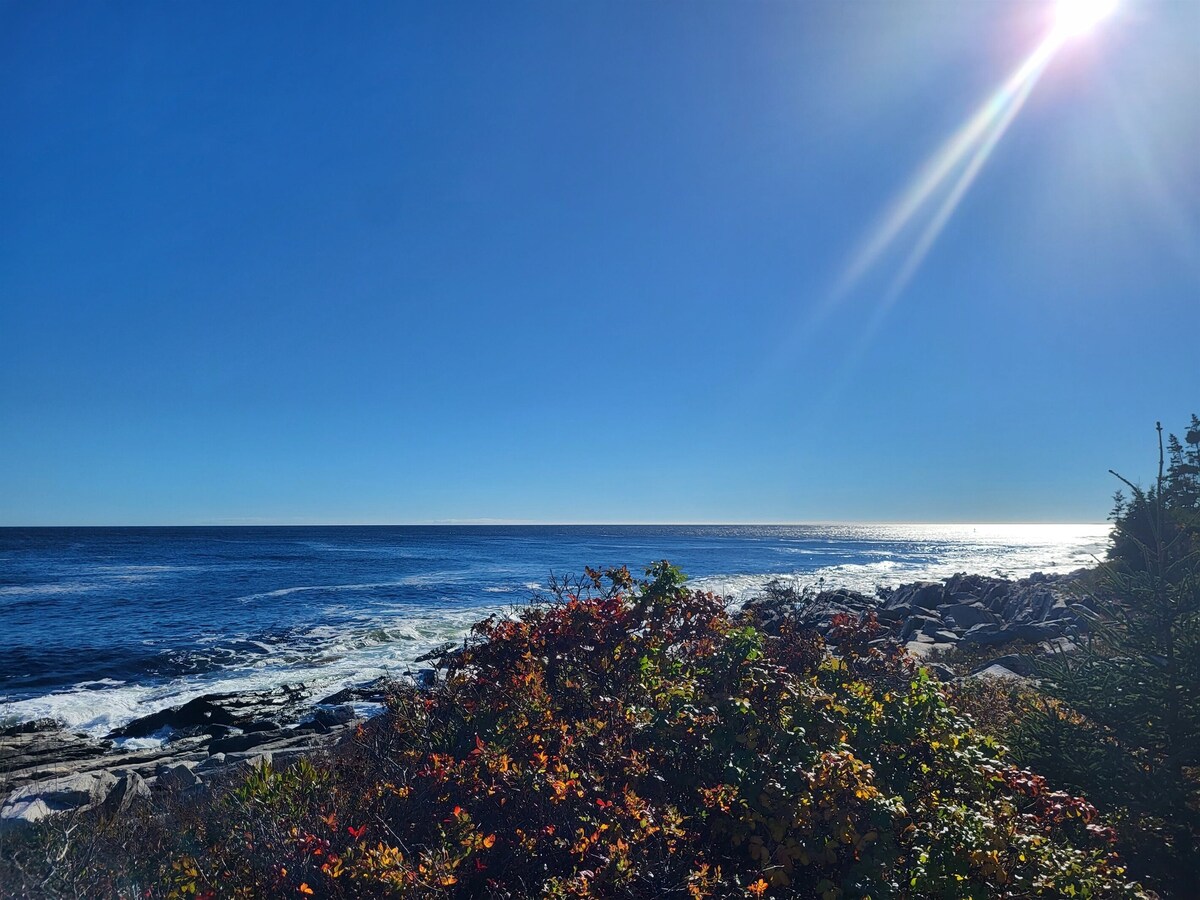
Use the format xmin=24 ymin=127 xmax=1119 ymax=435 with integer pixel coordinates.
xmin=0 ymin=520 xmax=1113 ymax=528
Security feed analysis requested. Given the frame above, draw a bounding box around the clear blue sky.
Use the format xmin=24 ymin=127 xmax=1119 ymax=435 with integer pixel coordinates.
xmin=2 ymin=1 xmax=1197 ymax=525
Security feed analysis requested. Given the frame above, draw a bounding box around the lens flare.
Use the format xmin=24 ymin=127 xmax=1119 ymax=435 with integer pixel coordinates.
xmin=1055 ymin=0 xmax=1119 ymax=37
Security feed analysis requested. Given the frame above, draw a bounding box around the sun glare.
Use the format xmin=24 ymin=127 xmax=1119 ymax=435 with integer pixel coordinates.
xmin=1054 ymin=0 xmax=1119 ymax=38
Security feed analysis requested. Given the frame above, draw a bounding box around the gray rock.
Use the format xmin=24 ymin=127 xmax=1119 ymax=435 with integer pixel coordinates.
xmin=0 ymin=797 xmax=51 ymax=832
xmin=875 ymin=604 xmax=913 ymax=622
xmin=924 ymin=662 xmax=958 ymax=682
xmin=1010 ymin=621 xmax=1068 ymax=642
xmin=970 ymin=664 xmax=1028 ymax=682
xmin=932 ymin=630 xmax=961 ymax=643
xmin=900 ymin=615 xmax=940 ymax=642
xmin=156 ymin=762 xmax=201 ymax=792
xmin=919 ymin=617 xmax=948 ymax=637
xmin=974 ymin=654 xmax=1036 ymax=677
xmin=312 ymin=704 xmax=356 ymax=728
xmin=208 ymin=730 xmax=286 ymax=755
xmin=908 ymin=582 xmax=946 ymax=610
xmin=102 ymin=772 xmax=150 ymax=817
xmin=960 ymin=623 xmax=1013 ymax=646
xmin=938 ymin=602 xmax=999 ymax=630
xmin=5 ymin=770 xmax=116 ymax=812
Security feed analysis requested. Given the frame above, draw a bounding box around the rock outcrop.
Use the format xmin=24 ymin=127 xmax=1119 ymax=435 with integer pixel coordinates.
xmin=741 ymin=569 xmax=1095 ymax=680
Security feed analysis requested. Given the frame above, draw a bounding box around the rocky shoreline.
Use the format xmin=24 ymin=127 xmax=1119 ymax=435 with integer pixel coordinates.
xmin=742 ymin=568 xmax=1096 ymax=678
xmin=1 ymin=568 xmax=1097 ymax=833
xmin=0 ymin=678 xmax=403 ymax=833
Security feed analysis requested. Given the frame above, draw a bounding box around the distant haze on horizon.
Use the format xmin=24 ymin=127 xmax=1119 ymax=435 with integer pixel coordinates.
xmin=2 ymin=1 xmax=1197 ymax=527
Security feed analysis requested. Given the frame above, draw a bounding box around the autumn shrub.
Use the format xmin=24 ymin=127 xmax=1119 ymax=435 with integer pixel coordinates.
xmin=0 ymin=563 xmax=1147 ymax=898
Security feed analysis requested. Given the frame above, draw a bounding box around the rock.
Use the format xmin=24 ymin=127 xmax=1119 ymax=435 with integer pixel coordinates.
xmin=0 ymin=727 xmax=111 ymax=794
xmin=312 ymin=705 xmax=356 ymax=728
xmin=924 ymin=663 xmax=958 ymax=682
xmin=1010 ymin=621 xmax=1069 ymax=642
xmin=111 ymin=697 xmax=238 ymax=739
xmin=0 ymin=770 xmax=117 ymax=829
xmin=196 ymin=753 xmax=227 ymax=772
xmin=932 ymin=630 xmax=961 ymax=643
xmin=414 ymin=642 xmax=458 ymax=664
xmin=960 ymin=624 xmax=1013 ymax=646
xmin=208 ymin=730 xmax=286 ymax=755
xmin=904 ymin=582 xmax=945 ymax=610
xmin=1040 ymin=636 xmax=1078 ymax=655
xmin=875 ymin=604 xmax=913 ymax=623
xmin=1 ymin=719 xmax=61 ymax=736
xmin=919 ymin=617 xmax=948 ymax=637
xmin=156 ymin=763 xmax=200 ymax=792
xmin=102 ymin=772 xmax=150 ymax=816
xmin=905 ymin=640 xmax=953 ymax=658
xmin=241 ymin=720 xmax=282 ymax=734
xmin=974 ymin=654 xmax=1036 ymax=677
xmin=938 ymin=602 xmax=999 ymax=630
xmin=0 ymin=797 xmax=51 ymax=832
xmin=239 ymin=753 xmax=273 ymax=772
xmin=970 ymin=664 xmax=1028 ymax=682
xmin=900 ymin=615 xmax=940 ymax=642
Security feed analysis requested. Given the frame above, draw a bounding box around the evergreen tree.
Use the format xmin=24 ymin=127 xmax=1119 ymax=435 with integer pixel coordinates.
xmin=1021 ymin=418 xmax=1200 ymax=896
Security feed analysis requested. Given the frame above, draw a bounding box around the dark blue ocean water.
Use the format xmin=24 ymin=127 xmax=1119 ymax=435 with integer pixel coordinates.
xmin=0 ymin=524 xmax=1107 ymax=736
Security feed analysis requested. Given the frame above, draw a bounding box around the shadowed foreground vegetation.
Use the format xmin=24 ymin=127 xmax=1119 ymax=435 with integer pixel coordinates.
xmin=1 ymin=563 xmax=1145 ymax=898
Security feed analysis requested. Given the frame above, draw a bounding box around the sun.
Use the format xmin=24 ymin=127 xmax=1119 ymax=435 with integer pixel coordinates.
xmin=1054 ymin=0 xmax=1119 ymax=38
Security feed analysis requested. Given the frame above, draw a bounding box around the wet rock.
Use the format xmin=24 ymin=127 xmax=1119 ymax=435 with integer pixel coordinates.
xmin=312 ymin=705 xmax=356 ymax=728
xmin=111 ymin=697 xmax=238 ymax=739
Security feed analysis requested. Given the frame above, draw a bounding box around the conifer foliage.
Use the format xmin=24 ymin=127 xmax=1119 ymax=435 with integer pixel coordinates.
xmin=1020 ymin=415 xmax=1200 ymax=896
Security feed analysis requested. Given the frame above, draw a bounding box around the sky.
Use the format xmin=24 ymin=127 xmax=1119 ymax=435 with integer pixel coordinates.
xmin=1 ymin=0 xmax=1198 ymax=526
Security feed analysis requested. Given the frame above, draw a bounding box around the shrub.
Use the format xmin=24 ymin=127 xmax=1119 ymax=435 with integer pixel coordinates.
xmin=1 ymin=563 xmax=1146 ymax=898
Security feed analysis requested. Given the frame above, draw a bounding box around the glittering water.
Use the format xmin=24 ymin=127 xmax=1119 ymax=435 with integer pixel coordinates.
xmin=0 ymin=524 xmax=1108 ymax=736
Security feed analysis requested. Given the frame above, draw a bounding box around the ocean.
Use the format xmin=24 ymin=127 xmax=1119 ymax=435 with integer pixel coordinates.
xmin=0 ymin=524 xmax=1109 ymax=739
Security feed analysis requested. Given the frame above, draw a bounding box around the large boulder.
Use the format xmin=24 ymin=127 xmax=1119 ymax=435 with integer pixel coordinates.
xmin=0 ymin=770 xmax=117 ymax=829
xmin=101 ymin=772 xmax=151 ymax=816
xmin=904 ymin=582 xmax=946 ymax=611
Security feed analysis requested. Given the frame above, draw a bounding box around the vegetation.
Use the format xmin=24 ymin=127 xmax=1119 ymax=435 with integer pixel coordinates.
xmin=997 ymin=415 xmax=1200 ymax=897
xmin=1 ymin=563 xmax=1143 ymax=898
xmin=10 ymin=417 xmax=1200 ymax=898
